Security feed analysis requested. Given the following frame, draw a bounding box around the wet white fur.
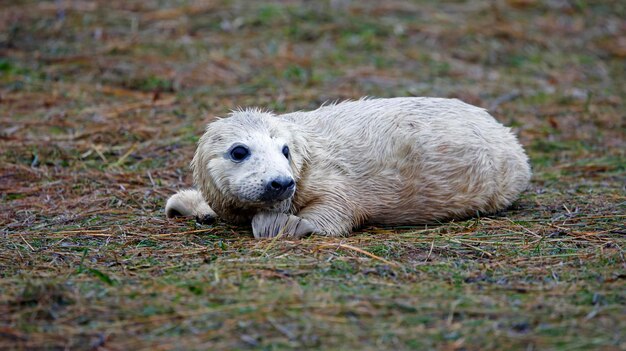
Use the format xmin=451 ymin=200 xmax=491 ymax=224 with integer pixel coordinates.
xmin=165 ymin=189 xmax=216 ymax=219
xmin=166 ymin=97 xmax=531 ymax=236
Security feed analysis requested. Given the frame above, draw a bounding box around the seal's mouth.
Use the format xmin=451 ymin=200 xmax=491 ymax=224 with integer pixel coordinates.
xmin=261 ymin=187 xmax=295 ymax=203
xmin=228 ymin=176 xmax=296 ymax=207
xmin=233 ymin=187 xmax=295 ymax=208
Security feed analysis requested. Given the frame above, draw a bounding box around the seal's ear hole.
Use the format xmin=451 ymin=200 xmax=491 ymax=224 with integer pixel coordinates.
xmin=282 ymin=145 xmax=289 ymax=159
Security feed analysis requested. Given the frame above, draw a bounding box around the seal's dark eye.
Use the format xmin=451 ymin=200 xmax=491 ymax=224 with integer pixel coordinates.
xmin=282 ymin=145 xmax=289 ymax=159
xmin=230 ymin=146 xmax=249 ymax=162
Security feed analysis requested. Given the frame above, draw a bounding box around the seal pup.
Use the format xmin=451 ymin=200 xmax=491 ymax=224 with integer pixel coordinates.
xmin=166 ymin=97 xmax=531 ymax=238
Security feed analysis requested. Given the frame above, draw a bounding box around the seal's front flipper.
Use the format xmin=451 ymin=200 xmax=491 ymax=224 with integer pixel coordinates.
xmin=251 ymin=212 xmax=319 ymax=239
xmin=165 ymin=189 xmax=217 ymax=224
xmin=196 ymin=214 xmax=216 ymax=225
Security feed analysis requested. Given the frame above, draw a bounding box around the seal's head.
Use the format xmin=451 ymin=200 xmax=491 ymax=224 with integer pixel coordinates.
xmin=191 ymin=109 xmax=308 ymax=219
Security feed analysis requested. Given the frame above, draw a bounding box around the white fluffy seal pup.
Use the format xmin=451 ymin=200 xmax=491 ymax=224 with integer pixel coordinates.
xmin=166 ymin=97 xmax=531 ymax=238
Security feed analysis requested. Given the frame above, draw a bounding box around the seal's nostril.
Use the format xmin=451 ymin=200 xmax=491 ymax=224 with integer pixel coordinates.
xmin=263 ymin=177 xmax=296 ymax=201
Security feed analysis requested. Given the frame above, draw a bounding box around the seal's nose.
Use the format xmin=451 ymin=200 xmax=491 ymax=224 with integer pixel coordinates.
xmin=263 ymin=176 xmax=295 ymax=201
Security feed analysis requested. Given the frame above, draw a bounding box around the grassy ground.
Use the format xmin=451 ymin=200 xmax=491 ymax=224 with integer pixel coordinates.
xmin=1 ymin=0 xmax=625 ymax=350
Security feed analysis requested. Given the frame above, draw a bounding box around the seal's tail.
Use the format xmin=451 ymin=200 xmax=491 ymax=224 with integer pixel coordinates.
xmin=165 ymin=189 xmax=216 ymax=224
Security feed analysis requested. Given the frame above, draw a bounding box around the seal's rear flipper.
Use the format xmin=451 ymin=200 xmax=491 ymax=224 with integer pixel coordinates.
xmin=165 ymin=189 xmax=216 ymax=224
